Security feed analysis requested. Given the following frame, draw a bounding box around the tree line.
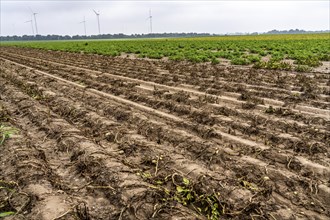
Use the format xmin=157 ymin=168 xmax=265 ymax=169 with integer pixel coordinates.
xmin=0 ymin=33 xmax=215 ymax=41
xmin=1 ymin=30 xmax=328 ymax=42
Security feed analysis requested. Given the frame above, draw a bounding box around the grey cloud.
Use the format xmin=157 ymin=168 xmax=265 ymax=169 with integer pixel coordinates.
xmin=1 ymin=1 xmax=329 ymax=36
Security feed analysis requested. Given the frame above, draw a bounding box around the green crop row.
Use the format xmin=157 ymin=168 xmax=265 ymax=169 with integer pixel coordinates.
xmin=2 ymin=33 xmax=329 ymax=69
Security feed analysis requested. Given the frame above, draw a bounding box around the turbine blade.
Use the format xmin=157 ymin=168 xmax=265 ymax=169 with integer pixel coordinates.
xmin=93 ymin=9 xmax=98 ymax=15
xmin=28 ymin=6 xmax=33 ymax=13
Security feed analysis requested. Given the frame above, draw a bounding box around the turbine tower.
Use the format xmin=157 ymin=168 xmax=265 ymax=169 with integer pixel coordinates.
xmin=33 ymin=12 xmax=38 ymax=34
xmin=25 ymin=19 xmax=34 ymax=35
xmin=146 ymin=9 xmax=153 ymax=34
xmin=12 ymin=23 xmax=16 ymax=36
xmin=93 ymin=9 xmax=101 ymax=35
xmin=80 ymin=16 xmax=87 ymax=36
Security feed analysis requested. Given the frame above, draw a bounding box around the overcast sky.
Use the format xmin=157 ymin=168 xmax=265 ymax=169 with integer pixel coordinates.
xmin=0 ymin=1 xmax=329 ymax=36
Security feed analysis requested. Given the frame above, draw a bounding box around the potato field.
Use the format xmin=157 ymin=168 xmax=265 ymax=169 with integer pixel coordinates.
xmin=0 ymin=34 xmax=329 ymax=220
xmin=3 ymin=34 xmax=330 ymax=69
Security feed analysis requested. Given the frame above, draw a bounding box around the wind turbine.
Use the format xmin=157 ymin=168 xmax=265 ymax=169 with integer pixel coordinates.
xmin=93 ymin=9 xmax=101 ymax=35
xmin=79 ymin=16 xmax=87 ymax=36
xmin=146 ymin=9 xmax=153 ymax=34
xmin=29 ymin=7 xmax=38 ymax=35
xmin=25 ymin=19 xmax=34 ymax=35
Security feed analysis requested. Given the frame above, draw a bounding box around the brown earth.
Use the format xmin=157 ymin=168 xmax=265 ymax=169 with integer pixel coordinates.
xmin=0 ymin=46 xmax=329 ymax=220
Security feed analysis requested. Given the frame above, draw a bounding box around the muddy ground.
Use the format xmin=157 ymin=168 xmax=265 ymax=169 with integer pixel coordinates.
xmin=0 ymin=47 xmax=329 ymax=220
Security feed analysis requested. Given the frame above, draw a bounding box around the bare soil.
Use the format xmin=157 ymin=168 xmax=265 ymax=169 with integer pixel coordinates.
xmin=0 ymin=46 xmax=329 ymax=220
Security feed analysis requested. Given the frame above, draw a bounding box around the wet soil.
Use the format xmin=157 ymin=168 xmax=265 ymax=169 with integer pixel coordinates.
xmin=0 ymin=46 xmax=329 ymax=220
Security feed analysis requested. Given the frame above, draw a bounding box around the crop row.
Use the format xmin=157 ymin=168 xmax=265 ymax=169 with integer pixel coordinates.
xmin=2 ymin=33 xmax=329 ymax=69
xmin=1 ymin=56 xmax=328 ymax=183
xmin=2 ymin=58 xmax=330 ymax=219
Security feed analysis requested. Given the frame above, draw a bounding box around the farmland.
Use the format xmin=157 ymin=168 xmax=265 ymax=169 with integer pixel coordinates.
xmin=0 ymin=35 xmax=329 ymax=219
xmin=2 ymin=33 xmax=330 ymax=70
